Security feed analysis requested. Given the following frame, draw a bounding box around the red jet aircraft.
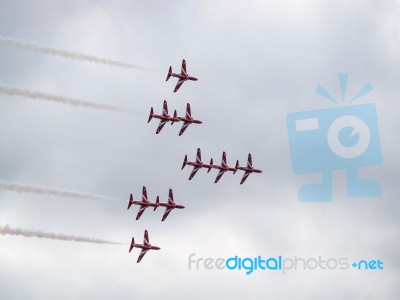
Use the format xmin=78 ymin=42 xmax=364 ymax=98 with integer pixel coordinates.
xmin=129 ymin=230 xmax=161 ymax=263
xmin=177 ymin=103 xmax=202 ymax=136
xmin=157 ymin=189 xmax=185 ymax=221
xmin=166 ymin=59 xmax=198 ymax=92
xmin=212 ymin=152 xmax=237 ymax=183
xmin=148 ymin=100 xmax=179 ymax=134
xmin=235 ymin=154 xmax=263 ymax=184
xmin=127 ymin=186 xmax=159 ymax=220
xmin=182 ymin=148 xmax=213 ymax=180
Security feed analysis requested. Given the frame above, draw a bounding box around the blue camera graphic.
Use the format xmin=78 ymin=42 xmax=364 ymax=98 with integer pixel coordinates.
xmin=287 ymin=74 xmax=382 ymax=202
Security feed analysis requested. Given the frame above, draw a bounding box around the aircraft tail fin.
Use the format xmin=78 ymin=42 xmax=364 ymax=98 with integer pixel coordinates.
xmin=148 ymin=107 xmax=154 ymax=123
xmin=129 ymin=237 xmax=135 ymax=253
xmin=166 ymin=66 xmax=172 ymax=81
xmin=235 ymin=160 xmax=239 ymax=169
xmin=127 ymin=194 xmax=134 ymax=210
xmin=154 ymin=196 xmax=159 ymax=211
xmin=181 ymin=155 xmax=188 ymax=170
xmin=207 ymin=158 xmax=213 ymax=173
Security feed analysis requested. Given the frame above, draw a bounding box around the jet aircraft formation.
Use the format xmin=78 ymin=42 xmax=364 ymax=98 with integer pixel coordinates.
xmin=148 ymin=100 xmax=202 ymax=135
xmin=127 ymin=186 xmax=185 ymax=222
xmin=129 ymin=59 xmax=262 ymax=263
xmin=128 ymin=59 xmax=198 ymax=263
xmin=127 ymin=186 xmax=185 ymax=263
xmin=182 ymin=148 xmax=262 ymax=184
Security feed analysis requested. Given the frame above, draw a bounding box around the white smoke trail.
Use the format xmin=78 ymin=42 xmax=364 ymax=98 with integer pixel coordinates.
xmin=0 ymin=35 xmax=147 ymax=70
xmin=0 ymin=224 xmax=123 ymax=245
xmin=0 ymin=180 xmax=123 ymax=202
xmin=0 ymin=83 xmax=141 ymax=114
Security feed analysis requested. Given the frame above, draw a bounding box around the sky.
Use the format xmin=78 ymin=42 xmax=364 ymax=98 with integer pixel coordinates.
xmin=0 ymin=0 xmax=399 ymax=299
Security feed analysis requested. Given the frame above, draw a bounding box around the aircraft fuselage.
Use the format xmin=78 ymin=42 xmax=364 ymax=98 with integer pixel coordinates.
xmin=152 ymin=114 xmax=179 ymax=123
xmin=132 ymin=244 xmax=161 ymax=251
xmin=188 ymin=161 xmax=212 ymax=169
xmin=236 ymin=167 xmax=262 ymax=173
xmin=133 ymin=201 xmax=158 ymax=208
xmin=159 ymin=203 xmax=185 ymax=210
xmin=213 ymin=165 xmax=236 ymax=173
xmin=170 ymin=72 xmax=198 ymax=81
xmin=178 ymin=117 xmax=202 ymax=124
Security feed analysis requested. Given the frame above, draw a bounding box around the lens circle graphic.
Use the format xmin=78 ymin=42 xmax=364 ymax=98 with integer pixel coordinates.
xmin=327 ymin=115 xmax=370 ymax=158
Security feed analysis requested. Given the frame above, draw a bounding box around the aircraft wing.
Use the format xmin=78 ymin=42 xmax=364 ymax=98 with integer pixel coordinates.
xmin=136 ymin=205 xmax=147 ymax=220
xmin=196 ymin=148 xmax=202 ymax=163
xmin=186 ymin=103 xmax=191 ymax=118
xmin=162 ymin=100 xmax=169 ymax=116
xmin=221 ymin=152 xmax=227 ymax=167
xmin=137 ymin=248 xmax=149 ymax=263
xmin=247 ymin=154 xmax=253 ymax=167
xmin=179 ymin=122 xmax=190 ymax=136
xmin=174 ymin=78 xmax=185 ymax=93
xmin=181 ymin=59 xmax=187 ymax=76
xmin=156 ymin=120 xmax=168 ymax=134
xmin=143 ymin=230 xmax=150 ymax=246
xmin=142 ymin=186 xmax=148 ymax=202
xmin=214 ymin=170 xmax=226 ymax=183
xmin=168 ymin=189 xmax=174 ymax=205
xmin=189 ymin=166 xmax=201 ymax=180
xmin=240 ymin=171 xmax=251 ymax=185
xmin=161 ymin=208 xmax=173 ymax=222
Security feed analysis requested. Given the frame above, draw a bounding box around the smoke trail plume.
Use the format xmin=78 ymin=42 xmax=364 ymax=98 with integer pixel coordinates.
xmin=0 ymin=84 xmax=140 ymax=114
xmin=0 ymin=224 xmax=123 ymax=245
xmin=0 ymin=35 xmax=147 ymax=70
xmin=0 ymin=180 xmax=122 ymax=202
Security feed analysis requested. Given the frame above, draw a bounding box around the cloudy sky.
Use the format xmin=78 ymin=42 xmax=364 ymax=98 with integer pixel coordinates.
xmin=0 ymin=0 xmax=399 ymax=299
